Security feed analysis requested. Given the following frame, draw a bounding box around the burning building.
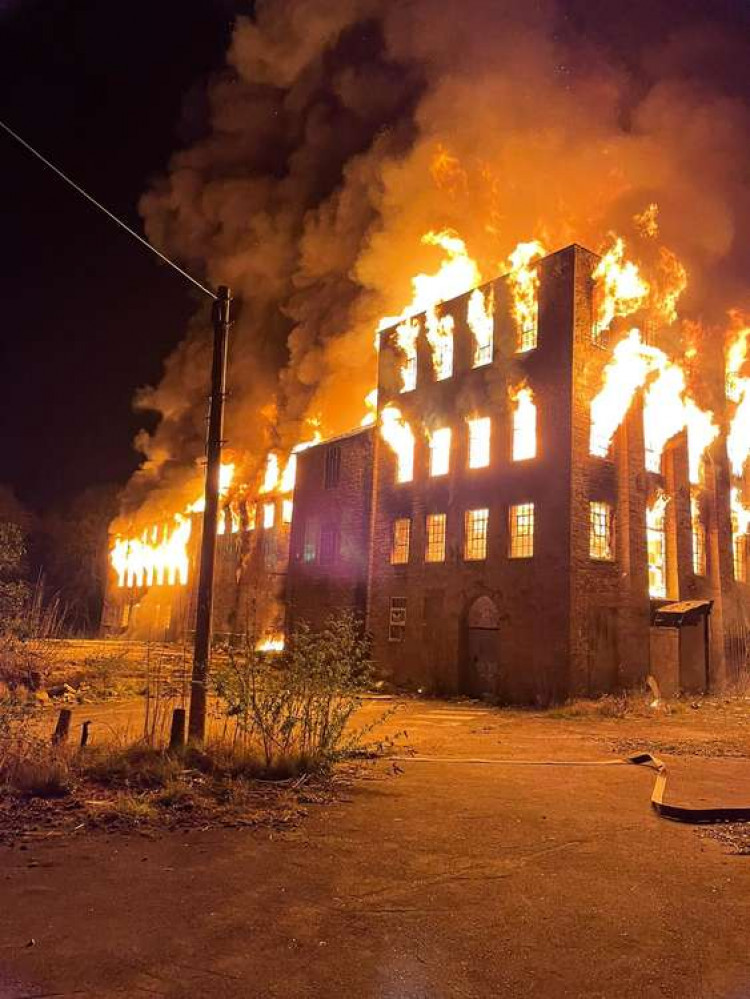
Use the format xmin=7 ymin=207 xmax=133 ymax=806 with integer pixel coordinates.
xmin=102 ymin=237 xmax=750 ymax=703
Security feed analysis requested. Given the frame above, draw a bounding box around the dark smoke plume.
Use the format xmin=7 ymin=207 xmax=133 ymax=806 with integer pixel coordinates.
xmin=118 ymin=0 xmax=750 ymax=527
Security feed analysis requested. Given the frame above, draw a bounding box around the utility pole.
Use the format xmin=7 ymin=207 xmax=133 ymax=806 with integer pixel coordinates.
xmin=188 ymin=285 xmax=232 ymax=743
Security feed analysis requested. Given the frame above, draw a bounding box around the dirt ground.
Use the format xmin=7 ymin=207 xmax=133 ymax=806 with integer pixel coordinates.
xmin=1 ymin=695 xmax=750 ymax=998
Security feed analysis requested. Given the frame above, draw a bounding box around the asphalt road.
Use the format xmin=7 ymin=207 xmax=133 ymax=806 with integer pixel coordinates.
xmin=1 ymin=698 xmax=750 ymax=998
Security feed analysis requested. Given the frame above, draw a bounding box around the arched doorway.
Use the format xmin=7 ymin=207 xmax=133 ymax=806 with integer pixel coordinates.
xmin=465 ymin=595 xmax=500 ymax=698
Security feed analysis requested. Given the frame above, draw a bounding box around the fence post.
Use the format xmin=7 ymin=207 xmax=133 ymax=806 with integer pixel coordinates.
xmin=52 ymin=708 xmax=72 ymax=745
xmin=169 ymin=708 xmax=186 ymax=751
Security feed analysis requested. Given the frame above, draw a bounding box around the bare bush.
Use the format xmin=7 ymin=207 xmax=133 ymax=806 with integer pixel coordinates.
xmin=212 ymin=613 xmax=379 ymax=772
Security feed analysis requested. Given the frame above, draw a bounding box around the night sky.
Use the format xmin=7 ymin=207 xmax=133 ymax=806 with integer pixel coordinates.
xmin=2 ymin=0 xmax=750 ymax=518
xmin=0 ymin=1 xmax=240 ymax=513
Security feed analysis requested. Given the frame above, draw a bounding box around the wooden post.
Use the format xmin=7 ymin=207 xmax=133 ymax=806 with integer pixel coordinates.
xmin=80 ymin=720 xmax=91 ymax=748
xmin=52 ymin=708 xmax=72 ymax=745
xmin=188 ymin=286 xmax=232 ymax=744
xmin=169 ymin=708 xmax=186 ymax=751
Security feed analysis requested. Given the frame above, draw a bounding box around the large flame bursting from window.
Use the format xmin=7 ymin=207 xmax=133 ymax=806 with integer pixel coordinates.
xmin=380 ymin=405 xmax=415 ymax=483
xmin=507 ymin=241 xmax=546 ymax=352
xmin=588 ymin=235 xmax=718 ymax=485
xmin=110 ymin=463 xmax=235 ymax=588
xmin=592 ymin=237 xmax=650 ymax=338
xmin=726 ymin=316 xmax=750 ymax=479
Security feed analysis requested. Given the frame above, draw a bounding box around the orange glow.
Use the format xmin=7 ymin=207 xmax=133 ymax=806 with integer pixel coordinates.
xmin=282 ymin=499 xmax=293 ymax=524
xmin=510 ymin=384 xmax=537 ymax=461
xmin=592 ymin=236 xmax=649 ymax=337
xmin=507 ymin=240 xmax=546 ymax=352
xmin=380 ymin=405 xmax=415 ymax=483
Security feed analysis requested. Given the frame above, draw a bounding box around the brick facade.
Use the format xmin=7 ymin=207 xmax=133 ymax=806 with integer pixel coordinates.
xmin=102 ymin=243 xmax=750 ymax=703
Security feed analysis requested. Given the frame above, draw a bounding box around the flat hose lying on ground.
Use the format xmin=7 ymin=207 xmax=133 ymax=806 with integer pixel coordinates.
xmin=391 ymin=753 xmax=750 ymax=825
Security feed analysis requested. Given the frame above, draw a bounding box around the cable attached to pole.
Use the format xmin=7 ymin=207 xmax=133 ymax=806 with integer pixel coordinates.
xmin=0 ymin=117 xmax=216 ymax=300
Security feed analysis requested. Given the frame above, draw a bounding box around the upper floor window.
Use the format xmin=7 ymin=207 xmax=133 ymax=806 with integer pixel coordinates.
xmin=467 ymin=417 xmax=491 ymax=469
xmin=509 ymin=503 xmax=535 ymax=558
xmin=426 ymin=307 xmax=454 ymax=381
xmin=464 ymin=508 xmax=489 ymax=561
xmin=589 ymin=501 xmax=614 ymax=561
xmin=429 ymin=427 xmax=451 ymax=477
xmin=692 ymin=500 xmax=706 ymax=577
xmin=425 ymin=513 xmax=447 ymax=563
xmin=324 ymin=446 xmax=341 ymax=489
xmin=282 ymin=499 xmax=293 ymax=524
xmin=516 ymin=309 xmax=538 ymax=353
xmin=467 ymin=287 xmax=494 ymax=367
xmin=391 ymin=518 xmax=411 ymax=565
xmin=397 ymin=319 xmax=419 ymax=393
xmin=734 ymin=533 xmax=747 ymax=584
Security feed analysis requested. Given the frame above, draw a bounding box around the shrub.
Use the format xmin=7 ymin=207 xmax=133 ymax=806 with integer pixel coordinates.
xmin=212 ymin=612 xmax=378 ymax=770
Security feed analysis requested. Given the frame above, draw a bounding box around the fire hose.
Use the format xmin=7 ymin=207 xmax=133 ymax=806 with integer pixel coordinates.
xmin=392 ymin=752 xmax=750 ymax=824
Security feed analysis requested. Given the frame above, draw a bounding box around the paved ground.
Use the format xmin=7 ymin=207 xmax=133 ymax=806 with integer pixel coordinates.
xmin=2 ymin=697 xmax=750 ymax=998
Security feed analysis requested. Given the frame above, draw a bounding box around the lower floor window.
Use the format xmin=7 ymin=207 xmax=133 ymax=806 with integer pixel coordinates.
xmin=589 ymin=501 xmax=614 ymax=561
xmin=389 ymin=596 xmax=407 ymax=642
xmin=509 ymin=503 xmax=535 ymax=558
xmin=464 ymin=508 xmax=489 ymax=561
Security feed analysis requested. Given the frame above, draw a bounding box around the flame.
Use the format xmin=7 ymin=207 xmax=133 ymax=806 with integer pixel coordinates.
xmin=379 ymin=229 xmax=481 ymax=331
xmin=466 ymin=286 xmax=494 ymax=366
xmin=113 ymin=463 xmax=235 ymax=588
xmin=592 ymin=236 xmax=649 ymax=337
xmin=651 ymin=247 xmax=688 ymax=326
xmin=259 ymin=452 xmax=281 ymax=494
xmin=591 ymin=329 xmax=717 ymax=483
xmin=506 ymin=240 xmax=546 ymax=352
xmin=634 ymin=203 xmax=659 ymax=239
xmin=188 ymin=462 xmax=236 ymax=514
xmin=510 ymin=384 xmax=537 ymax=461
xmin=361 ymin=388 xmax=378 ymax=427
xmin=111 ymin=515 xmax=191 ymax=589
xmin=425 ymin=306 xmax=454 ymax=380
xmin=590 ymin=330 xmax=660 ymax=457
xmin=396 ymin=318 xmax=419 ymax=393
xmin=380 ymin=405 xmax=415 ymax=483
xmin=256 ymin=634 xmax=285 ymax=653
xmin=726 ymin=317 xmax=750 ymax=478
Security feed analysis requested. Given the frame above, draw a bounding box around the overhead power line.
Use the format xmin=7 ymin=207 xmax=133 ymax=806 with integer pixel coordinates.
xmin=0 ymin=117 xmax=216 ymax=300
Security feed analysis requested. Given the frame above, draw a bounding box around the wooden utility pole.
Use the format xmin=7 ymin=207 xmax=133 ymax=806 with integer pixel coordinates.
xmin=188 ymin=285 xmax=232 ymax=743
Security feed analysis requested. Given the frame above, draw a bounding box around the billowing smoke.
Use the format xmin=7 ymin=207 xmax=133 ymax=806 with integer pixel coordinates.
xmin=118 ymin=0 xmax=750 ymax=526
